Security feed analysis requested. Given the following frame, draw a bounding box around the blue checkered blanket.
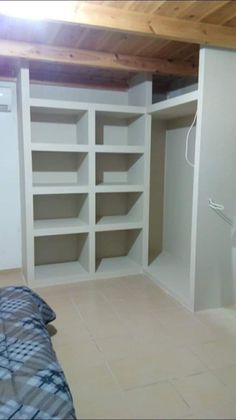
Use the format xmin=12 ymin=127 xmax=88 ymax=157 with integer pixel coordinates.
xmin=0 ymin=286 xmax=76 ymax=419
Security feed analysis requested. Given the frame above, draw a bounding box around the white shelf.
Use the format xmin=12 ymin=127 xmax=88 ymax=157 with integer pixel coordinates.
xmin=31 ymin=143 xmax=89 ymax=153
xmin=34 ymin=218 xmax=89 ymax=236
xmin=30 ymin=98 xmax=145 ymax=115
xmin=35 ymin=261 xmax=89 ymax=285
xmin=96 ymin=215 xmax=142 ymax=232
xmin=146 ymin=251 xmax=191 ymax=309
xmin=95 ymin=106 xmax=145 ymax=117
xmin=33 ymin=185 xmax=89 ymax=195
xmin=95 ymin=183 xmax=144 ymax=193
xmin=148 ymin=90 xmax=198 ymax=120
xmin=96 ymin=256 xmax=141 ymax=275
xmin=95 ymin=145 xmax=144 ymax=154
xmin=30 ymin=98 xmax=89 ymax=114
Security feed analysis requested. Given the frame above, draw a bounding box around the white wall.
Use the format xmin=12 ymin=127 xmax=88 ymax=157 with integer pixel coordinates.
xmin=0 ymin=81 xmax=22 ymax=269
xmin=30 ymin=83 xmax=129 ymax=105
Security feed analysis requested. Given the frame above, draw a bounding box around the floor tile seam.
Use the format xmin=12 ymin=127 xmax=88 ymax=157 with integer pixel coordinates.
xmin=98 ymin=290 xmax=139 ymax=327
xmin=105 ymin=362 xmax=211 ymax=392
xmin=69 ymin=294 xmax=105 ymax=352
xmin=170 ymin=371 xmax=236 ymax=410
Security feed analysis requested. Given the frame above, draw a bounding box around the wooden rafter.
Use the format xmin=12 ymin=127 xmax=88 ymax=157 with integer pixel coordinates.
xmin=0 ymin=39 xmax=197 ymax=77
xmin=49 ymin=2 xmax=236 ymax=50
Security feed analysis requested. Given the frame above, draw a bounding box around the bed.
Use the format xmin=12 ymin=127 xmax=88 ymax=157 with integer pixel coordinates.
xmin=0 ymin=286 xmax=76 ymax=420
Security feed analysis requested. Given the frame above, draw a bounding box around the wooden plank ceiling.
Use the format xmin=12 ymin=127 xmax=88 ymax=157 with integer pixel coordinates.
xmin=0 ymin=1 xmax=236 ymax=92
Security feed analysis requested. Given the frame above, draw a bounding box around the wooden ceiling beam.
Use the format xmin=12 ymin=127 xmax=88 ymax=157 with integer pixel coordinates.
xmin=65 ymin=2 xmax=236 ymax=50
xmin=0 ymin=39 xmax=197 ymax=77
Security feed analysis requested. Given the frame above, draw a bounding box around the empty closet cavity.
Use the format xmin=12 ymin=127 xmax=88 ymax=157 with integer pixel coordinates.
xmin=96 ymin=192 xmax=143 ymax=227
xmin=96 ymin=111 xmax=145 ymax=146
xmin=148 ymin=116 xmax=196 ymax=307
xmin=33 ymin=194 xmax=89 ymax=236
xmin=34 ymin=233 xmax=89 ymax=281
xmin=96 ymin=153 xmax=144 ymax=186
xmin=96 ymin=229 xmax=143 ymax=274
xmin=30 ymin=109 xmax=88 ymax=145
xmin=32 ymin=151 xmax=88 ymax=186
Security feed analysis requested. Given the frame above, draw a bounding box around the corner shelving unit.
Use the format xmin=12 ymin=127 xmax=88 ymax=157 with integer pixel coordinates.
xmin=17 ymin=68 xmax=150 ymax=286
xmin=17 ymin=48 xmax=236 ymax=312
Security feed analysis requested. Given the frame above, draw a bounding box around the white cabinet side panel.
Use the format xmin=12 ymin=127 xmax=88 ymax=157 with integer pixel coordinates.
xmin=89 ymin=109 xmax=96 ymax=274
xmin=17 ymin=68 xmax=34 ymax=281
xmin=193 ymin=47 xmax=236 ymax=310
xmin=142 ymin=114 xmax=151 ymax=266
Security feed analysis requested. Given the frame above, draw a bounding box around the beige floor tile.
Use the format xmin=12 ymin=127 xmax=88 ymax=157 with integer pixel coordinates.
xmin=67 ymin=364 xmax=121 ymax=402
xmin=126 ymin=381 xmax=191 ymax=419
xmin=77 ymin=391 xmax=135 ymax=420
xmin=197 ymin=307 xmax=236 ymax=324
xmin=108 ymin=353 xmax=166 ymax=390
xmin=51 ymin=319 xmax=91 ymax=346
xmin=111 ymin=298 xmax=169 ymax=323
xmin=34 ymin=284 xmax=71 ymax=298
xmin=108 ymin=346 xmax=206 ymax=390
xmin=98 ymin=283 xmax=134 ymax=301
xmin=189 ymin=339 xmax=236 ymax=369
xmin=164 ymin=320 xmax=222 ymax=345
xmin=69 ymin=288 xmax=107 ymax=305
xmin=96 ymin=334 xmax=178 ymax=362
xmin=196 ymin=308 xmax=236 ymax=338
xmin=26 ymin=275 xmax=236 ymax=419
xmin=83 ymin=315 xmax=130 ymax=339
xmin=55 ymin=337 xmax=104 ymax=372
xmin=172 ymin=371 xmax=234 ymax=412
xmin=95 ymin=334 xmax=142 ymax=361
xmin=191 ymin=402 xmax=236 ymax=419
xmin=37 ymin=294 xmax=73 ymax=312
xmin=74 ymin=300 xmax=119 ymax=323
xmin=115 ymin=284 xmax=166 ymax=300
xmin=212 ymin=363 xmax=236 ymax=388
xmin=154 ymin=307 xmax=201 ymax=327
xmin=95 ymin=276 xmax=133 ymax=289
xmin=0 ymin=269 xmax=25 ymax=286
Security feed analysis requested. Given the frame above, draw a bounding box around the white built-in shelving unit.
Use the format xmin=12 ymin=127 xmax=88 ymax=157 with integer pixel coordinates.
xmin=17 ymin=47 xmax=236 ymax=312
xmin=17 ymin=66 xmax=200 ymax=306
xmin=17 ymin=69 xmax=149 ymax=286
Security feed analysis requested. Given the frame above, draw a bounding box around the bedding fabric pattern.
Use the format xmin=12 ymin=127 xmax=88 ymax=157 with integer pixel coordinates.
xmin=0 ymin=286 xmax=76 ymax=420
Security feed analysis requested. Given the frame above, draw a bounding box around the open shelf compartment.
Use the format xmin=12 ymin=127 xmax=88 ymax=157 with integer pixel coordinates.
xmin=96 ymin=192 xmax=143 ymax=230
xmin=32 ymin=151 xmax=88 ymax=187
xmin=96 ymin=111 xmax=145 ymax=146
xmin=31 ymin=108 xmax=88 ymax=145
xmin=34 ymin=233 xmax=89 ymax=283
xmin=96 ymin=153 xmax=144 ymax=188
xmin=33 ymin=193 xmax=89 ymax=236
xmin=96 ymin=229 xmax=143 ymax=274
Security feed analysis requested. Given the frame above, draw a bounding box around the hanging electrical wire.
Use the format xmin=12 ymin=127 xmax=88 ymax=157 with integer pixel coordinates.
xmin=185 ymin=111 xmax=197 ymax=168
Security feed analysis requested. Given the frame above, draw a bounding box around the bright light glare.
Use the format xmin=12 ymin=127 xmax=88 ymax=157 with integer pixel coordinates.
xmin=0 ymin=1 xmax=77 ymax=21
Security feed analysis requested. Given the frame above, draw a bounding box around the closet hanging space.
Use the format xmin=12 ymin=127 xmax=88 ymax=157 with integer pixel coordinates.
xmin=146 ymin=92 xmax=198 ymax=309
